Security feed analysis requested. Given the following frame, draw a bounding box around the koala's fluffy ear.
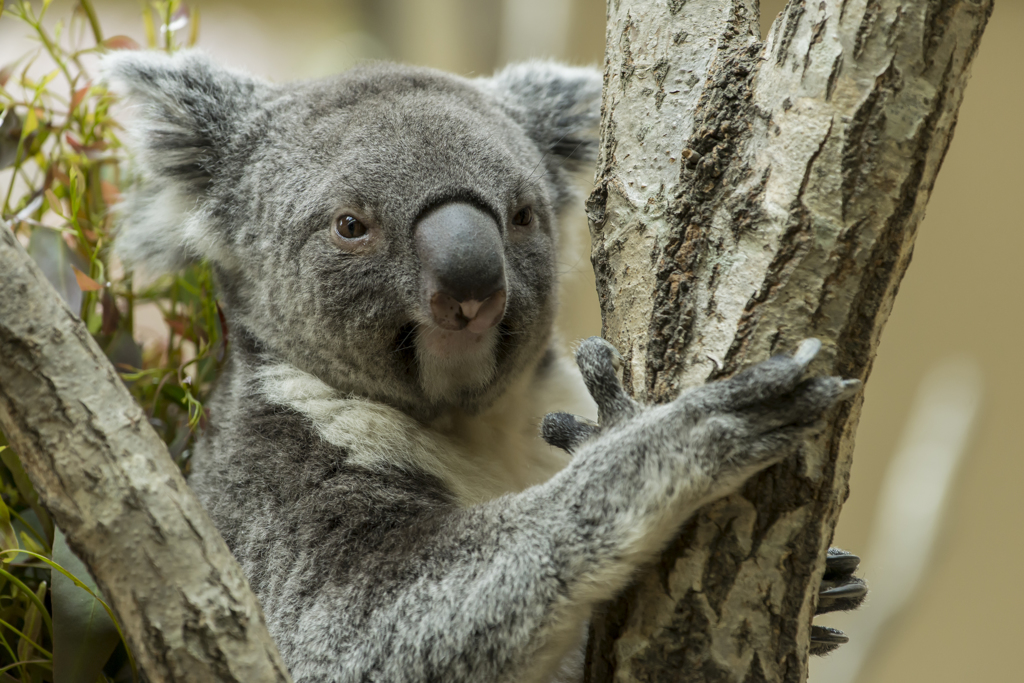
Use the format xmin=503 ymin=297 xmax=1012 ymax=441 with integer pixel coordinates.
xmin=480 ymin=62 xmax=602 ymax=169
xmin=101 ymin=50 xmax=264 ymax=274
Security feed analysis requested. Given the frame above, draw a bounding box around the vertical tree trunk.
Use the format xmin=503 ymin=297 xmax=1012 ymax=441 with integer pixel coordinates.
xmin=584 ymin=0 xmax=991 ymax=681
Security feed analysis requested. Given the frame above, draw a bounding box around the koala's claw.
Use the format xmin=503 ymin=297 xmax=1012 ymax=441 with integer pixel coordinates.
xmin=812 ymin=547 xmax=868 ymax=655
xmin=838 ymin=378 xmax=862 ymax=399
xmin=816 ymin=547 xmax=868 ymax=615
xmin=820 ymin=582 xmax=868 ymax=600
xmin=810 ymin=625 xmax=849 ymax=656
xmin=542 ymin=412 xmax=599 ymax=453
xmin=550 ymin=339 xmax=869 ymax=656
xmin=823 ymin=548 xmax=861 ymax=574
xmin=792 ymin=337 xmax=822 ymax=366
xmin=689 ymin=338 xmax=828 ymax=414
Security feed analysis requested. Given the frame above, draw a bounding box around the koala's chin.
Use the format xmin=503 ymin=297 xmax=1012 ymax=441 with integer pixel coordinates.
xmin=415 ymin=324 xmax=499 ymax=404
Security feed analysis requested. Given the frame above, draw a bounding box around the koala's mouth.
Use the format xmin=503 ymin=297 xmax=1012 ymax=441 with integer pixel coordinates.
xmin=394 ymin=323 xmax=419 ymax=374
xmin=391 ymin=320 xmax=515 ymax=398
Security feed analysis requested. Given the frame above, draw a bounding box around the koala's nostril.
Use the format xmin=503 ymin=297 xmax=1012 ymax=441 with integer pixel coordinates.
xmin=430 ymin=291 xmax=465 ymax=331
xmin=463 ymin=289 xmax=506 ymax=333
xmin=429 ymin=288 xmax=506 ymax=333
xmin=460 ymin=299 xmax=485 ymax=320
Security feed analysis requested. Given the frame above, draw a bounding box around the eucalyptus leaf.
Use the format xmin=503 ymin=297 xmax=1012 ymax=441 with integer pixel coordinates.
xmin=0 ymin=108 xmax=20 ymax=170
xmin=0 ymin=448 xmax=53 ymax=546
xmin=26 ymin=229 xmax=86 ymax=313
xmin=51 ymin=528 xmax=119 ymax=683
xmin=0 ymin=499 xmax=17 ymax=562
xmin=105 ymin=330 xmax=143 ymax=373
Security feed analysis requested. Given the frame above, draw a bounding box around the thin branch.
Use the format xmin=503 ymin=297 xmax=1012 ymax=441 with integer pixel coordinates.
xmin=0 ymin=221 xmax=292 ymax=683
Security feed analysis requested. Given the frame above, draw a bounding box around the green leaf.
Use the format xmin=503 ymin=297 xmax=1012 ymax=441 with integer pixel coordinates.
xmin=105 ymin=329 xmax=142 ymax=373
xmin=51 ymin=529 xmax=119 ymax=683
xmin=159 ymin=381 xmax=188 ymax=408
xmin=18 ymin=531 xmax=44 ymax=557
xmin=26 ymin=228 xmax=86 ymax=313
xmin=0 ymin=109 xmax=20 ymax=170
xmin=0 ymin=448 xmax=53 ymax=548
xmin=20 ymin=107 xmax=37 ymax=141
xmin=16 ymin=580 xmax=46 ymax=663
xmin=0 ymin=500 xmax=17 ymax=564
xmin=3 ymin=547 xmax=136 ymax=681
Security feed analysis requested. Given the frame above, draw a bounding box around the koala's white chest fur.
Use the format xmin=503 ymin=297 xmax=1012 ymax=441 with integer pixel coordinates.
xmin=256 ymin=353 xmax=596 ymax=506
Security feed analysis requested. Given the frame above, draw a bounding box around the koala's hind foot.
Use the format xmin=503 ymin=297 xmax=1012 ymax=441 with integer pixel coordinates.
xmin=818 ymin=548 xmax=868 ymax=615
xmin=811 ymin=547 xmax=869 ymax=655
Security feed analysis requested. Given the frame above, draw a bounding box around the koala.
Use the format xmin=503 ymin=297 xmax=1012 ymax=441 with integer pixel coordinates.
xmin=102 ymin=50 xmax=865 ymax=682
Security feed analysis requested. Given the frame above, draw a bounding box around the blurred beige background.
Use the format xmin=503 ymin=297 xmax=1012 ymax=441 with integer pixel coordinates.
xmin=1 ymin=1 xmax=1021 ymax=681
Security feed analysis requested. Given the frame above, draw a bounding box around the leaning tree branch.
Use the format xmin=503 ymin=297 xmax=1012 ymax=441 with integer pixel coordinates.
xmin=585 ymin=0 xmax=991 ymax=681
xmin=0 ymin=223 xmax=291 ymax=682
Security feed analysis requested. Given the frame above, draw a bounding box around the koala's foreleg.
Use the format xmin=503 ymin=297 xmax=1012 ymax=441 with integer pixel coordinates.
xmin=280 ymin=339 xmax=853 ymax=683
xmin=545 ymin=340 xmax=870 ymax=660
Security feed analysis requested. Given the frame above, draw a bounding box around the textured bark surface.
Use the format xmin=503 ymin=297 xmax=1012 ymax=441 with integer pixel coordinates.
xmin=585 ymin=0 xmax=991 ymax=681
xmin=0 ymin=224 xmax=291 ymax=682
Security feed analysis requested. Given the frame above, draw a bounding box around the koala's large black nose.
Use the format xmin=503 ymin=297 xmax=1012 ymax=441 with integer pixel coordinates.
xmin=415 ymin=202 xmax=507 ymax=333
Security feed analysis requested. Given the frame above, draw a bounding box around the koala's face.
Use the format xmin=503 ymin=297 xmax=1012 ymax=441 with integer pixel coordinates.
xmin=105 ymin=52 xmax=600 ymax=419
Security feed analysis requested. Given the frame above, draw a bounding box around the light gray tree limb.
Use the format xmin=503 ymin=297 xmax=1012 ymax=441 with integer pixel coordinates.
xmin=584 ymin=0 xmax=992 ymax=680
xmin=0 ymin=223 xmax=291 ymax=683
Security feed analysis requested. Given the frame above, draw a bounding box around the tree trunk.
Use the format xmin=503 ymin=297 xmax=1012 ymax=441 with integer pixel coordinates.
xmin=584 ymin=0 xmax=991 ymax=681
xmin=0 ymin=224 xmax=291 ymax=682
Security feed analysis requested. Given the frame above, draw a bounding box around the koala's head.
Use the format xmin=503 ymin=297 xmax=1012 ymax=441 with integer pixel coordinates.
xmin=103 ymin=50 xmax=601 ymax=420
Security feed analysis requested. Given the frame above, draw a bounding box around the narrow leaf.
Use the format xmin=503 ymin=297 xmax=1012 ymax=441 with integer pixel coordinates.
xmin=44 ymin=188 xmax=63 ymax=217
xmin=20 ymin=108 xmax=37 ymax=140
xmin=27 ymin=229 xmax=84 ymax=311
xmin=0 ymin=501 xmax=17 ymax=565
xmin=105 ymin=331 xmax=142 ymax=373
xmin=72 ymin=265 xmax=102 ymax=292
xmin=51 ymin=530 xmax=120 ymax=683
xmin=102 ymin=35 xmax=140 ymax=51
xmin=188 ymin=6 xmax=200 ymax=46
xmin=99 ymin=180 xmax=120 ymax=206
xmin=0 ymin=108 xmax=20 ymax=170
xmin=70 ymin=84 xmax=90 ymax=112
xmin=18 ymin=532 xmax=44 ymax=557
xmin=78 ymin=0 xmax=104 ymax=44
xmin=4 ymin=547 xmax=135 ymax=682
xmin=16 ymin=581 xmax=46 ymax=663
xmin=141 ymin=10 xmax=156 ymax=48
xmin=0 ymin=448 xmax=53 ymax=548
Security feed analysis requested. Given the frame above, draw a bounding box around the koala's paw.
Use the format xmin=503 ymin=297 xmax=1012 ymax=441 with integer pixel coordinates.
xmin=811 ymin=547 xmax=869 ymax=656
xmin=544 ymin=337 xmax=858 ymax=471
xmin=541 ymin=411 xmax=599 ymax=453
xmin=544 ymin=338 xmax=867 ymax=656
xmin=671 ymin=338 xmax=859 ymax=483
xmin=541 ymin=336 xmax=638 ymax=453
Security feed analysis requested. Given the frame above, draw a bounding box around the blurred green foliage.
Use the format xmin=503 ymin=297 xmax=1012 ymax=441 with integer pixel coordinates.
xmin=0 ymin=1 xmax=211 ymax=681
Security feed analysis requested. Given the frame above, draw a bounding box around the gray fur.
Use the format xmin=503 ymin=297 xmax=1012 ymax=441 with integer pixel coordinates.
xmin=104 ymin=50 xmax=856 ymax=683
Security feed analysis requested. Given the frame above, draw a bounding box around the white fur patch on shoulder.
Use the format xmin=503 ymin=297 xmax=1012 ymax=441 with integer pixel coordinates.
xmin=254 ymin=362 xmax=577 ymax=506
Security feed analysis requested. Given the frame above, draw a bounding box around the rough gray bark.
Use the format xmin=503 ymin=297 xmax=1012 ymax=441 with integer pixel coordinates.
xmin=0 ymin=224 xmax=291 ymax=682
xmin=584 ymin=0 xmax=991 ymax=681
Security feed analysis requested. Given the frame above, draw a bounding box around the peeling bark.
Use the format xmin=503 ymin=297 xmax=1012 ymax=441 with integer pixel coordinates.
xmin=585 ymin=0 xmax=991 ymax=681
xmin=0 ymin=224 xmax=291 ymax=682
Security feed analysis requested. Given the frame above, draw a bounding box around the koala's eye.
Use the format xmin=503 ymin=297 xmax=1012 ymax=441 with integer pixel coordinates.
xmin=512 ymin=207 xmax=533 ymax=227
xmin=334 ymin=214 xmax=368 ymax=240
